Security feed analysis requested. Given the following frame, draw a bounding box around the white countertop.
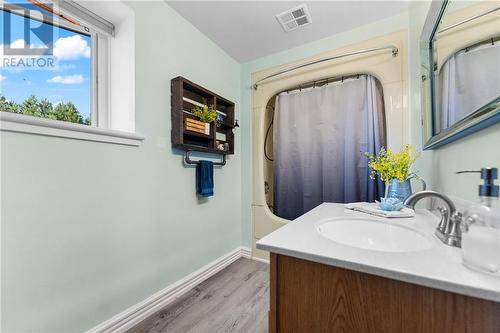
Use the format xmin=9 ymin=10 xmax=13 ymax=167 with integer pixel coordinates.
xmin=256 ymin=203 xmax=500 ymax=302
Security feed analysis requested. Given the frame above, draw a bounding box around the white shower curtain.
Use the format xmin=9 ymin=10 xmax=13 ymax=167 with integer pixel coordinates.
xmin=437 ymin=42 xmax=500 ymax=132
xmin=273 ymin=75 xmax=386 ymax=220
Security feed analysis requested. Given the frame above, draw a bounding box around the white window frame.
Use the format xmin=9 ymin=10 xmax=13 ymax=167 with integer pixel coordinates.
xmin=0 ymin=0 xmax=143 ymax=146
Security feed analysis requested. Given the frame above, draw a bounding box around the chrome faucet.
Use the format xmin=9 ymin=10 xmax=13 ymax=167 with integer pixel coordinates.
xmin=403 ymin=190 xmax=463 ymax=247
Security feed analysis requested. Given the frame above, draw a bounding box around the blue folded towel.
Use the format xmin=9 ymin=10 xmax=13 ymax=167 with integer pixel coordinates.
xmin=196 ymin=160 xmax=214 ymax=197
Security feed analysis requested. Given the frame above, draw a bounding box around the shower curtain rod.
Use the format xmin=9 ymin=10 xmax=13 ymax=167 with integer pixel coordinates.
xmin=252 ymin=45 xmax=398 ymax=90
xmin=281 ymin=73 xmax=364 ymax=94
xmin=438 ymin=7 xmax=500 ymax=34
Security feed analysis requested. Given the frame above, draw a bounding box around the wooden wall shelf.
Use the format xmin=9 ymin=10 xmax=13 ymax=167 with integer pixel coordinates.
xmin=171 ymin=76 xmax=235 ymax=155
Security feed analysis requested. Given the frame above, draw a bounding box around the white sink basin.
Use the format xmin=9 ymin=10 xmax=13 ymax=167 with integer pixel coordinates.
xmin=317 ymin=217 xmax=432 ymax=253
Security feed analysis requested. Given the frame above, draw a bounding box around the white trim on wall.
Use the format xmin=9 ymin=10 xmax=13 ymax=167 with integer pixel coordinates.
xmin=249 ymin=255 xmax=270 ymax=264
xmin=87 ymin=246 xmax=254 ymax=333
xmin=0 ymin=112 xmax=144 ymax=146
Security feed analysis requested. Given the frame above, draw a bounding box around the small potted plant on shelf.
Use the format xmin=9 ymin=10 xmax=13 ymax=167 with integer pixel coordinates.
xmin=364 ymin=144 xmax=424 ymax=202
xmin=186 ymin=104 xmax=217 ymax=135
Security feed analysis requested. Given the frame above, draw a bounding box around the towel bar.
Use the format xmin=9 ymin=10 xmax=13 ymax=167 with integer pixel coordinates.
xmin=184 ymin=150 xmax=226 ymax=166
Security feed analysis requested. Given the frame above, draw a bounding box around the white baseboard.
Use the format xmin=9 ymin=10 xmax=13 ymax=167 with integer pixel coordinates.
xmin=87 ymin=246 xmax=253 ymax=333
xmin=239 ymin=246 xmax=252 ymax=259
xmin=250 ymin=256 xmax=270 ymax=264
xmin=238 ymin=246 xmax=270 ymax=263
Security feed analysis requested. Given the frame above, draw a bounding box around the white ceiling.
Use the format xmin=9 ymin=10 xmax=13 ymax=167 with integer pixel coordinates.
xmin=166 ymin=1 xmax=410 ymax=63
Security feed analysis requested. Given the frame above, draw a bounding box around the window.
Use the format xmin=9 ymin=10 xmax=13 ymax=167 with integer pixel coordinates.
xmin=0 ymin=1 xmax=142 ymax=145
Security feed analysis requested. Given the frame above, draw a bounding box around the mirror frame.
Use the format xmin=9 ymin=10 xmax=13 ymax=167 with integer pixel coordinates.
xmin=420 ymin=0 xmax=500 ymax=150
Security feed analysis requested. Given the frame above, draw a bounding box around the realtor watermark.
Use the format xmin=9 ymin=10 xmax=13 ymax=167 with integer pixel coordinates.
xmin=2 ymin=2 xmax=56 ymax=69
xmin=3 ymin=56 xmax=55 ymax=68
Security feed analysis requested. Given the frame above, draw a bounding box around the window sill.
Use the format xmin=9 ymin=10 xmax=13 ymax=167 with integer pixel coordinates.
xmin=0 ymin=112 xmax=144 ymax=146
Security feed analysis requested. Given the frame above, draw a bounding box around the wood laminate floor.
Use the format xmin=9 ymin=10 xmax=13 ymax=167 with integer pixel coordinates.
xmin=127 ymin=258 xmax=269 ymax=333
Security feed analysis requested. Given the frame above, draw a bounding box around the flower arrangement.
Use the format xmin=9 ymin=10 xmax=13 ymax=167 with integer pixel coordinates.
xmin=192 ymin=104 xmax=217 ymax=123
xmin=364 ymin=144 xmax=419 ymax=184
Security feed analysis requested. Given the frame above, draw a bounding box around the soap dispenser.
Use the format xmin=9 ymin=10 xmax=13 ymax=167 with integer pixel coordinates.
xmin=458 ymin=168 xmax=500 ymax=275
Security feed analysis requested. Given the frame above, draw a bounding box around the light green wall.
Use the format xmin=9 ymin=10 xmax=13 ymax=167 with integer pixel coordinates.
xmin=407 ymin=1 xmax=500 ymax=201
xmin=240 ymin=12 xmax=410 ymax=247
xmin=1 ymin=2 xmax=241 ymax=332
xmin=407 ymin=0 xmax=436 ymax=193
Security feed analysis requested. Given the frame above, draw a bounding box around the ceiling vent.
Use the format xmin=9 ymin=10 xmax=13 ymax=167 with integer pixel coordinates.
xmin=276 ymin=4 xmax=312 ymax=32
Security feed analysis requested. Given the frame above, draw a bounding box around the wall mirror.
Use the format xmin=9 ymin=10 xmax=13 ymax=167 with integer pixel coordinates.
xmin=421 ymin=1 xmax=500 ymax=149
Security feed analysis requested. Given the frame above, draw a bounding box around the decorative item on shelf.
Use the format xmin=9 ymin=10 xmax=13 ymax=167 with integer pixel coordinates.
xmin=364 ymin=144 xmax=425 ymax=202
xmin=214 ymin=139 xmax=230 ymax=151
xmin=185 ymin=118 xmax=209 ymax=135
xmin=216 ymin=112 xmax=225 ymax=128
xmin=189 ymin=104 xmax=216 ymax=135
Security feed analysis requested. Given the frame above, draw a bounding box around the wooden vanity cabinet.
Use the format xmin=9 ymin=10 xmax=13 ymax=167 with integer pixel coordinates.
xmin=269 ymin=253 xmax=500 ymax=333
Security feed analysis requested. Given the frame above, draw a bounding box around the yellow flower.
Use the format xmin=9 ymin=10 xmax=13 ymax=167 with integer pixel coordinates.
xmin=364 ymin=144 xmax=418 ymax=184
